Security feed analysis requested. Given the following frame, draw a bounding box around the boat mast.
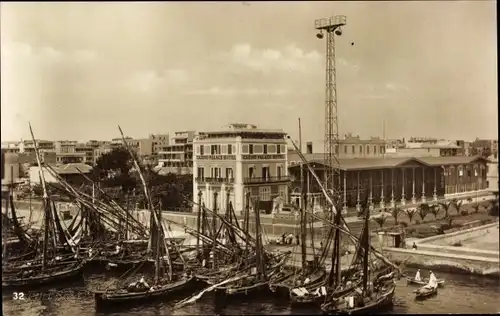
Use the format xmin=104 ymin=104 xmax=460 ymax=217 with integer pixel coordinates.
xmin=118 ymin=125 xmax=172 ymax=279
xmin=298 ymin=118 xmax=308 ymax=273
xmin=154 ymin=204 xmax=161 ymax=285
xmin=244 ymin=192 xmax=251 ymax=257
xmin=28 ymin=123 xmax=51 ymax=271
xmin=253 ymin=198 xmax=266 ymax=280
xmin=212 ymin=191 xmax=218 ymax=271
xmin=196 ymin=191 xmax=202 ymax=258
xmin=125 ymin=192 xmax=130 ymax=240
xmin=362 ymin=203 xmax=370 ymax=295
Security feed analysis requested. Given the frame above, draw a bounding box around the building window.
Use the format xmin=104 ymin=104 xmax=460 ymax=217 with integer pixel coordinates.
xmin=279 ymin=186 xmax=287 ymax=199
xmin=277 ymin=166 xmax=282 ymax=178
xmin=242 ymin=144 xmax=249 ymax=154
xmin=211 ymin=167 xmax=222 ymax=178
xmin=197 ymin=167 xmax=205 ymax=179
xmin=249 ymin=167 xmax=255 ymax=178
xmin=277 ymin=145 xmax=282 ymax=154
xmin=259 ymin=186 xmax=271 ymax=201
xmin=351 ymin=145 xmax=355 ymax=154
xmin=211 ymin=145 xmax=221 ymax=155
xmin=249 ymin=144 xmax=254 ymax=154
xmin=227 ymin=144 xmax=233 ymax=155
xmin=226 ymin=168 xmax=233 ymax=179
xmin=344 ymin=145 xmax=347 ymax=154
xmin=374 ymin=146 xmax=377 ymax=154
xmin=359 ymin=146 xmax=363 ymax=154
xmin=367 ymin=145 xmax=370 ymax=154
xmin=263 ymin=144 xmax=268 ymax=154
xmin=254 ymin=144 xmax=263 ymax=154
xmin=262 ymin=166 xmax=270 ymax=179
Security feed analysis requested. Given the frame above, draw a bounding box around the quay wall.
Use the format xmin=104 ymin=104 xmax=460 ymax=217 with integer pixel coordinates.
xmin=383 ymin=247 xmax=500 ymax=277
xmin=416 ymin=222 xmax=499 ymax=246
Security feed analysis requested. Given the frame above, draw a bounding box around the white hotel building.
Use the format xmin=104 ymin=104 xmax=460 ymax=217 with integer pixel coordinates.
xmin=193 ymin=124 xmax=289 ymax=215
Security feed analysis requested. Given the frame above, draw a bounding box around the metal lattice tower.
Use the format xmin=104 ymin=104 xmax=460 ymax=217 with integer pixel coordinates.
xmin=315 ymin=15 xmax=346 ymax=220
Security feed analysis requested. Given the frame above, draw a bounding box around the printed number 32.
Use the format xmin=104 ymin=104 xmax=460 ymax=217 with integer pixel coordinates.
xmin=13 ymin=292 xmax=25 ymax=300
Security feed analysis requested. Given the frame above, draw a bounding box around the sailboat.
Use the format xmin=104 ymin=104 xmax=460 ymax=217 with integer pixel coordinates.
xmin=2 ymin=124 xmax=85 ymax=289
xmin=92 ymin=126 xmax=198 ymax=309
xmin=320 ymin=202 xmax=396 ymax=314
xmin=203 ymin=195 xmax=290 ymax=298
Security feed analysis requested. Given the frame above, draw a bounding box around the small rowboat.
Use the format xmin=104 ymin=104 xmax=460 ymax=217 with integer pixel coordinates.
xmin=406 ymin=277 xmax=445 ymax=288
xmin=94 ymin=276 xmax=197 ymax=309
xmin=414 ymin=283 xmax=438 ymax=300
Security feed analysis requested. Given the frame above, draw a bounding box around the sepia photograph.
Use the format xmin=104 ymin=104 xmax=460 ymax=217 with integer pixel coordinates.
xmin=1 ymin=1 xmax=498 ymax=315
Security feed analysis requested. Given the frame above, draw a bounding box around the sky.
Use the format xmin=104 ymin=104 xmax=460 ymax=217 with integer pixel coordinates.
xmin=1 ymin=1 xmax=497 ymax=146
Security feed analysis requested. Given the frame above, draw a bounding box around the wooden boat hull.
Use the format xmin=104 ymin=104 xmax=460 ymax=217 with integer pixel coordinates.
xmin=414 ymin=284 xmax=438 ymax=300
xmin=406 ymin=277 xmax=444 ymax=288
xmin=290 ymin=279 xmax=364 ymax=307
xmin=94 ymin=277 xmax=198 ymax=309
xmin=321 ymin=284 xmax=395 ymax=315
xmin=2 ymin=262 xmax=84 ymax=289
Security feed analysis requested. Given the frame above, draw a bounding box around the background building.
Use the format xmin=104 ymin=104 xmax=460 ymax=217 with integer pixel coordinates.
xmin=156 ymin=131 xmax=195 ymax=175
xmin=19 ymin=139 xmax=56 ymax=154
xmin=193 ymin=123 xmax=289 ymax=215
xmin=470 ymin=138 xmax=498 ymax=158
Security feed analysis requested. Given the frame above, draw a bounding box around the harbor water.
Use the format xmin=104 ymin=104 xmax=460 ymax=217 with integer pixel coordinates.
xmin=3 ymin=270 xmax=499 ymax=315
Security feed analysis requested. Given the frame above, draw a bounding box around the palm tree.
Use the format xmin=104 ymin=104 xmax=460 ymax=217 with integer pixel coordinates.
xmin=404 ymin=208 xmax=417 ymax=224
xmin=439 ymin=201 xmax=453 ymax=218
xmin=372 ymin=214 xmax=388 ymax=230
xmin=452 ymin=199 xmax=464 ymax=215
xmin=390 ymin=206 xmax=403 ymax=225
xmin=429 ymin=204 xmax=440 ymax=219
xmin=472 ymin=203 xmax=481 ymax=214
xmin=417 ymin=203 xmax=429 ymax=222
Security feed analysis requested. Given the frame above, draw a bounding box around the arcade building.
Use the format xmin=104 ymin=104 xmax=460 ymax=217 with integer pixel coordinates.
xmin=288 ymin=156 xmax=489 ymax=211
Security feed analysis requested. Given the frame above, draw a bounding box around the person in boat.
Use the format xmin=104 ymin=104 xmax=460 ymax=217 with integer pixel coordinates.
xmin=428 ymin=271 xmax=438 ymax=287
xmin=414 ymin=269 xmax=422 ymax=281
xmin=412 ymin=242 xmax=418 ymax=250
xmin=135 ymin=276 xmax=150 ymax=291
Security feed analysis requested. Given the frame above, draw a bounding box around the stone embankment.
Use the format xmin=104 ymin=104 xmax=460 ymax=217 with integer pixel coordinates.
xmin=382 ymin=222 xmax=500 ymax=277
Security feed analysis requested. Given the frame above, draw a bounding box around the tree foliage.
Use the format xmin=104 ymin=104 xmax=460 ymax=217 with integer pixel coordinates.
xmin=91 ymin=148 xmax=193 ymax=210
xmin=439 ymin=201 xmax=453 ymax=218
xmin=404 ymin=209 xmax=417 ymax=223
xmin=417 ymin=203 xmax=429 ymax=222
xmin=429 ymin=204 xmax=440 ymax=219
xmin=390 ymin=206 xmax=402 ymax=225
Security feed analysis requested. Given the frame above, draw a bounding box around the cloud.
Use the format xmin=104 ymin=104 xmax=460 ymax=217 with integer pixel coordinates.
xmin=227 ymin=43 xmax=322 ymax=73
xmin=1 ymin=41 xmax=99 ymax=64
xmin=126 ymin=69 xmax=189 ymax=92
xmin=186 ymin=87 xmax=311 ymax=97
xmin=385 ymin=82 xmax=409 ymax=92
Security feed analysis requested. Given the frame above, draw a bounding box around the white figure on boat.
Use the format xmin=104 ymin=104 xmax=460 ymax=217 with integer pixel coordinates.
xmin=427 ymin=271 xmax=438 ymax=287
xmin=414 ymin=269 xmax=422 ymax=282
xmin=127 ymin=276 xmax=150 ymax=292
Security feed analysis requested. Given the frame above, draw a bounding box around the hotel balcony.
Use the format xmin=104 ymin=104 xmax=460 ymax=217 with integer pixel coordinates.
xmin=243 ymin=176 xmax=291 ymax=184
xmin=195 ymin=177 xmax=235 ymax=185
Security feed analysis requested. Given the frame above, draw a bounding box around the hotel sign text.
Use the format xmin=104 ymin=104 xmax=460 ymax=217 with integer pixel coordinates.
xmin=196 ymin=155 xmax=236 ymax=160
xmin=242 ymin=154 xmax=285 ymax=160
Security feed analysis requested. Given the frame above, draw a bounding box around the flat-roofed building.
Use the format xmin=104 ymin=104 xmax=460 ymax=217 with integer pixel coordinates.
xmin=156 ymin=131 xmax=195 ymax=175
xmin=193 ymin=123 xmax=289 ymax=215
